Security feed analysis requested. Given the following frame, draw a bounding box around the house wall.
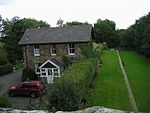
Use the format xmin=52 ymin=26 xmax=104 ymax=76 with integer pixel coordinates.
xmin=23 ymin=43 xmax=88 ymax=70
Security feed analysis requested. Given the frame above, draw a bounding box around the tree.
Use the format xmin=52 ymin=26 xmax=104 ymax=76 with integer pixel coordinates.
xmin=118 ymin=28 xmax=135 ymax=48
xmin=119 ymin=12 xmax=150 ymax=57
xmin=63 ymin=21 xmax=89 ymax=26
xmin=94 ymin=19 xmax=119 ymax=48
xmin=56 ymin=18 xmax=64 ymax=27
xmin=1 ymin=17 xmax=50 ymax=63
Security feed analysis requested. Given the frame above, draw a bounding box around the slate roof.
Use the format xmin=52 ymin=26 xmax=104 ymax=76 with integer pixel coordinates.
xmin=19 ymin=25 xmax=92 ymax=45
xmin=50 ymin=58 xmax=64 ymax=69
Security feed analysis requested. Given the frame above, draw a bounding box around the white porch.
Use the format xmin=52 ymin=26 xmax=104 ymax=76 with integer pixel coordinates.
xmin=39 ymin=59 xmax=63 ymax=84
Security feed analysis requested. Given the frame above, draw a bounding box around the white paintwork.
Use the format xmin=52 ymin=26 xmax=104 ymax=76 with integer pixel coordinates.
xmin=39 ymin=60 xmax=61 ymax=84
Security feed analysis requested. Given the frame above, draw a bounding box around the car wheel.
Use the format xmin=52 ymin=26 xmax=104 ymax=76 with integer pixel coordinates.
xmin=9 ymin=92 xmax=15 ymax=97
xmin=30 ymin=93 xmax=36 ymax=98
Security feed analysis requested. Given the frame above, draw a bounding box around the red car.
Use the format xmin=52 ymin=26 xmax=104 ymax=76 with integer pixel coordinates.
xmin=7 ymin=81 xmax=46 ymax=98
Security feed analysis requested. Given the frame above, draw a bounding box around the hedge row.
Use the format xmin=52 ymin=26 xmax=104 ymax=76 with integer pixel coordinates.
xmin=46 ymin=58 xmax=97 ymax=111
xmin=0 ymin=64 xmax=13 ymax=76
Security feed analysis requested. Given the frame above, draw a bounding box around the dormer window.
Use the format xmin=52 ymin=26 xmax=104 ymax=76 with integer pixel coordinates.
xmin=68 ymin=43 xmax=75 ymax=55
xmin=51 ymin=44 xmax=56 ymax=56
xmin=34 ymin=45 xmax=40 ymax=56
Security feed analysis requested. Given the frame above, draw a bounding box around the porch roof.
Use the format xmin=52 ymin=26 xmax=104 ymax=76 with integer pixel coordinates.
xmin=39 ymin=58 xmax=64 ymax=69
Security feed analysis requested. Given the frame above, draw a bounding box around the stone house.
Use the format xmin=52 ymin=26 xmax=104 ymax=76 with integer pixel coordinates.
xmin=19 ymin=25 xmax=93 ymax=83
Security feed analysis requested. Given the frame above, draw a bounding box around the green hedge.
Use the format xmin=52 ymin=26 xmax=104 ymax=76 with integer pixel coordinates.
xmin=0 ymin=96 xmax=11 ymax=108
xmin=46 ymin=58 xmax=97 ymax=111
xmin=0 ymin=49 xmax=8 ymax=66
xmin=22 ymin=67 xmax=39 ymax=81
xmin=0 ymin=64 xmax=13 ymax=76
xmin=80 ymin=41 xmax=94 ymax=58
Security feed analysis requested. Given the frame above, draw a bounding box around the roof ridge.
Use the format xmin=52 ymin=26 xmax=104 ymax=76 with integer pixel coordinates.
xmin=26 ymin=24 xmax=92 ymax=31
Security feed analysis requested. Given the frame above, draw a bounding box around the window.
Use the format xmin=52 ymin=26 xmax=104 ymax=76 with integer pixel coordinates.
xmin=51 ymin=44 xmax=56 ymax=55
xmin=34 ymin=45 xmax=40 ymax=56
xmin=41 ymin=69 xmax=46 ymax=76
xmin=17 ymin=84 xmax=27 ymax=88
xmin=34 ymin=63 xmax=40 ymax=74
xmin=53 ymin=69 xmax=59 ymax=77
xmin=68 ymin=43 xmax=75 ymax=55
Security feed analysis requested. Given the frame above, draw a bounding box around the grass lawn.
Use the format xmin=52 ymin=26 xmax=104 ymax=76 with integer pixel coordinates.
xmin=119 ymin=50 xmax=150 ymax=112
xmin=87 ymin=50 xmax=132 ymax=111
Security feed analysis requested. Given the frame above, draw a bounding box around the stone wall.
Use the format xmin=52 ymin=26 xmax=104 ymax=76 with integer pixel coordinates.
xmin=23 ymin=43 xmax=87 ymax=70
xmin=0 ymin=106 xmax=139 ymax=113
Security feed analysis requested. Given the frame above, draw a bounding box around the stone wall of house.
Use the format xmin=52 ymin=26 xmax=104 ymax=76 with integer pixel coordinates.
xmin=23 ymin=43 xmax=87 ymax=70
xmin=0 ymin=106 xmax=138 ymax=113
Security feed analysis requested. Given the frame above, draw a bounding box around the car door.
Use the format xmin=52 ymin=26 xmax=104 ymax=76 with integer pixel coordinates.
xmin=24 ymin=84 xmax=33 ymax=96
xmin=15 ymin=84 xmax=28 ymax=96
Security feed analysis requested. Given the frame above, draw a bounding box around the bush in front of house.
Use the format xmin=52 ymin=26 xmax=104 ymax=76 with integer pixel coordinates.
xmin=46 ymin=58 xmax=97 ymax=111
xmin=0 ymin=64 xmax=13 ymax=76
xmin=22 ymin=67 xmax=39 ymax=81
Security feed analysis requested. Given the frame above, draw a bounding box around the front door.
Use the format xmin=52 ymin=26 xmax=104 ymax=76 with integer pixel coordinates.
xmin=47 ymin=68 xmax=54 ymax=84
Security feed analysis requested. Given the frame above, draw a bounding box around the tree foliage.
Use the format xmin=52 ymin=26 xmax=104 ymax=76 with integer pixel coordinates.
xmin=1 ymin=17 xmax=50 ymax=63
xmin=63 ymin=21 xmax=89 ymax=26
xmin=56 ymin=18 xmax=64 ymax=27
xmin=119 ymin=12 xmax=150 ymax=57
xmin=93 ymin=19 xmax=119 ymax=48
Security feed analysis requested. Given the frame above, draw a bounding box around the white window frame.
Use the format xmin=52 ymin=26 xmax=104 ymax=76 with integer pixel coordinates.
xmin=34 ymin=45 xmax=40 ymax=56
xmin=68 ymin=43 xmax=75 ymax=55
xmin=53 ymin=68 xmax=60 ymax=77
xmin=34 ymin=63 xmax=40 ymax=74
xmin=51 ymin=45 xmax=56 ymax=56
xmin=40 ymin=68 xmax=46 ymax=77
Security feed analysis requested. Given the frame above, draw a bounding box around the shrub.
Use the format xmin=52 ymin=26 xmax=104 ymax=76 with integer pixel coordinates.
xmin=46 ymin=58 xmax=97 ymax=111
xmin=140 ymin=44 xmax=150 ymax=57
xmin=80 ymin=41 xmax=94 ymax=58
xmin=22 ymin=67 xmax=39 ymax=81
xmin=0 ymin=64 xmax=13 ymax=76
xmin=0 ymin=96 xmax=11 ymax=108
xmin=0 ymin=84 xmax=11 ymax=108
xmin=0 ymin=44 xmax=8 ymax=66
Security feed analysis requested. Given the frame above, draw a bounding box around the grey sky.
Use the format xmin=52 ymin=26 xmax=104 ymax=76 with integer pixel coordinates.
xmin=0 ymin=0 xmax=150 ymax=29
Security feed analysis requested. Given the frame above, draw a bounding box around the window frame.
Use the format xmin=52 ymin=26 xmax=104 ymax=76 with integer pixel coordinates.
xmin=51 ymin=44 xmax=56 ymax=56
xmin=34 ymin=63 xmax=40 ymax=74
xmin=53 ymin=68 xmax=59 ymax=77
xmin=40 ymin=68 xmax=47 ymax=77
xmin=68 ymin=43 xmax=75 ymax=55
xmin=34 ymin=45 xmax=40 ymax=56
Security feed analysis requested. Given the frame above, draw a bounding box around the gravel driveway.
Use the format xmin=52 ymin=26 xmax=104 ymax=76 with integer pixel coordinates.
xmin=0 ymin=70 xmax=39 ymax=109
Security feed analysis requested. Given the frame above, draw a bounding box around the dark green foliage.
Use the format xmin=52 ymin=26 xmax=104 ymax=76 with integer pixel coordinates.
xmin=0 ymin=83 xmax=11 ymax=108
xmin=0 ymin=96 xmax=11 ymax=107
xmin=94 ymin=19 xmax=120 ymax=48
xmin=1 ymin=17 xmax=50 ymax=63
xmin=80 ymin=41 xmax=94 ymax=58
xmin=119 ymin=12 xmax=150 ymax=57
xmin=46 ymin=58 xmax=97 ymax=111
xmin=0 ymin=47 xmax=8 ymax=66
xmin=63 ymin=21 xmax=89 ymax=26
xmin=140 ymin=44 xmax=150 ymax=57
xmin=0 ymin=64 xmax=13 ymax=76
xmin=117 ymin=29 xmax=136 ymax=48
xmin=22 ymin=67 xmax=39 ymax=81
